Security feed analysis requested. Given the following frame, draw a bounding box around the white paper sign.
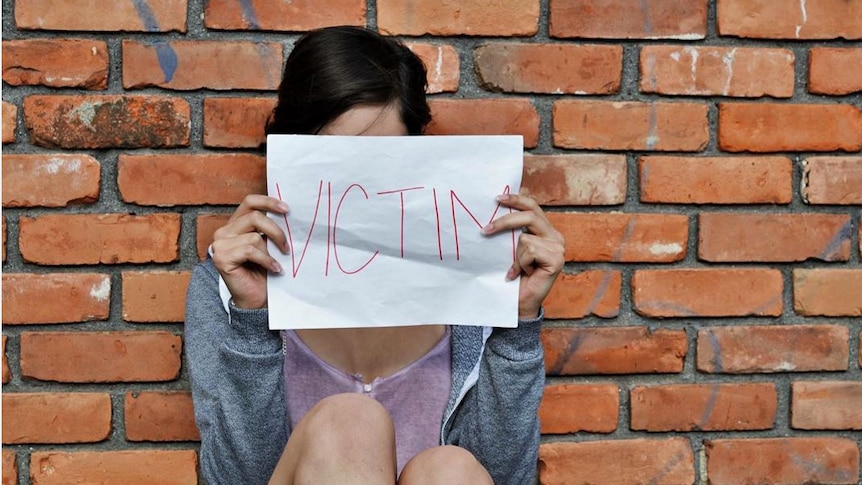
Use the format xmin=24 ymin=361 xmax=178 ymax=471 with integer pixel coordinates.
xmin=266 ymin=135 xmax=523 ymax=329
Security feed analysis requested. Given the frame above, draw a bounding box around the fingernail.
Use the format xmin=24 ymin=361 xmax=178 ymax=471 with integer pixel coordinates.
xmin=277 ymin=202 xmax=289 ymax=212
xmin=506 ymin=267 xmax=517 ymax=280
xmin=482 ymin=223 xmax=494 ymax=234
xmin=496 ymin=194 xmax=510 ymax=202
xmin=271 ymin=261 xmax=283 ymax=273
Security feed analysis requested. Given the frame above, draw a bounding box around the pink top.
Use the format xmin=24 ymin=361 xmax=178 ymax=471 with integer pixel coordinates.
xmin=282 ymin=327 xmax=452 ymax=475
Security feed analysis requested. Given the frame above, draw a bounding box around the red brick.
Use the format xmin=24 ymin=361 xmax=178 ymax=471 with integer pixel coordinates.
xmin=792 ymin=381 xmax=862 ymax=430
xmin=118 ymin=154 xmax=265 ymax=206
xmin=794 ymin=269 xmax=862 ymax=317
xmin=122 ymin=271 xmax=191 ymax=323
xmin=378 ymin=0 xmax=539 ymax=36
xmin=123 ymin=40 xmax=283 ymax=91
xmin=406 ymin=43 xmax=460 ymax=94
xmin=125 ymin=391 xmax=200 ymax=442
xmin=2 ymin=39 xmax=108 ymax=89
xmin=203 ymin=97 xmax=275 ymax=149
xmin=640 ymin=45 xmax=794 ymax=97
xmin=544 ymin=271 xmax=621 ymax=319
xmin=706 ymin=438 xmax=859 ymax=485
xmin=698 ymin=324 xmax=849 ymax=373
xmin=639 ymin=155 xmax=792 ymax=204
xmin=539 ymin=384 xmax=618 ymax=434
xmin=633 ymin=269 xmax=783 ymax=317
xmin=803 ymin=156 xmax=862 ymax=205
xmin=29 ymin=450 xmax=197 ymax=485
xmin=15 ymin=0 xmax=187 ymax=32
xmin=548 ymin=212 xmax=688 ymax=262
xmin=718 ymin=0 xmax=862 ymax=40
xmin=475 ymin=43 xmax=621 ymax=94
xmin=20 ymin=331 xmax=182 ymax=383
xmin=2 ymin=450 xmax=16 ymax=485
xmin=543 ymin=327 xmax=687 ymax=375
xmin=204 ymin=0 xmax=364 ymax=31
xmin=553 ymin=100 xmax=709 ymax=151
xmin=550 ymin=0 xmax=707 ymax=39
xmin=631 ymin=383 xmax=777 ymax=432
xmin=19 ymin=213 xmax=180 ymax=265
xmin=2 ymin=393 xmax=111 ymax=444
xmin=539 ymin=438 xmax=694 ymax=485
xmin=719 ymin=103 xmax=862 ymax=152
xmin=426 ymin=99 xmax=539 ymax=148
xmin=699 ymin=213 xmax=851 ymax=262
xmin=24 ymin=95 xmax=190 ymax=149
xmin=2 ymin=101 xmax=16 ymax=143
xmin=2 ymin=154 xmax=100 ymax=207
xmin=523 ymin=154 xmax=626 ymax=206
xmin=809 ymin=48 xmax=862 ymax=95
xmin=2 ymin=336 xmax=10 ymax=384
xmin=2 ymin=273 xmax=110 ymax=325
xmin=196 ymin=214 xmax=231 ymax=260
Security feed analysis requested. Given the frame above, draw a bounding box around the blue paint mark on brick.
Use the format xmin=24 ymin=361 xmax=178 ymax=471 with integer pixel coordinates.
xmin=705 ymin=330 xmax=723 ymax=373
xmin=697 ymin=384 xmax=720 ymax=429
xmin=132 ymin=0 xmax=161 ymax=32
xmin=239 ymin=0 xmax=262 ymax=30
xmin=156 ymin=43 xmax=178 ymax=83
xmin=639 ymin=0 xmax=653 ymax=34
xmin=819 ymin=219 xmax=852 ymax=260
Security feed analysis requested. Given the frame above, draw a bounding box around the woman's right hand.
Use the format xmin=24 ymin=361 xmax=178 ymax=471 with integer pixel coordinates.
xmin=211 ymin=195 xmax=290 ymax=309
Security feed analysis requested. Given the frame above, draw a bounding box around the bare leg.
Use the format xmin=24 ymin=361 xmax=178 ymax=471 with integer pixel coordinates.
xmin=268 ymin=393 xmax=398 ymax=485
xmin=398 ymin=445 xmax=494 ymax=485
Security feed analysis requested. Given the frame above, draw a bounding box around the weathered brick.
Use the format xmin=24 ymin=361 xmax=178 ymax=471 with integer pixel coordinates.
xmin=640 ymin=45 xmax=794 ymax=97
xmin=633 ymin=269 xmax=783 ymax=317
xmin=20 ymin=331 xmax=182 ymax=383
xmin=699 ymin=213 xmax=851 ymax=262
xmin=2 ymin=393 xmax=111 ymax=444
xmin=718 ymin=0 xmax=862 ymax=40
xmin=2 ymin=450 xmax=16 ymax=485
xmin=15 ymin=0 xmax=187 ymax=32
xmin=406 ymin=43 xmax=460 ymax=94
xmin=698 ymin=325 xmax=849 ymax=373
xmin=543 ymin=327 xmax=687 ymax=375
xmin=2 ymin=154 xmax=100 ymax=207
xmin=125 ymin=391 xmax=200 ymax=442
xmin=203 ymin=97 xmax=275 ymax=149
xmin=809 ymin=48 xmax=862 ymax=95
xmin=706 ymin=438 xmax=859 ymax=485
xmin=792 ymin=381 xmax=862 ymax=430
xmin=19 ymin=213 xmax=180 ymax=265
xmin=523 ymin=154 xmax=626 ymax=206
xmin=544 ymin=271 xmax=620 ymax=319
xmin=123 ymin=40 xmax=283 ymax=91
xmin=539 ymin=438 xmax=694 ymax=485
xmin=553 ymin=100 xmax=709 ymax=151
xmin=29 ymin=450 xmax=197 ymax=485
xmin=719 ymin=103 xmax=862 ymax=152
xmin=794 ymin=269 xmax=862 ymax=317
xmin=118 ymin=154 xmax=265 ymax=206
xmin=204 ymin=0 xmax=364 ymax=30
xmin=539 ymin=384 xmax=619 ymax=434
xmin=631 ymin=383 xmax=777 ymax=432
xmin=2 ymin=101 xmax=16 ymax=143
xmin=639 ymin=155 xmax=792 ymax=204
xmin=475 ymin=43 xmax=621 ymax=94
xmin=196 ymin=214 xmax=232 ymax=260
xmin=2 ymin=39 xmax=108 ymax=89
xmin=550 ymin=0 xmax=707 ymax=39
xmin=378 ymin=0 xmax=539 ymax=36
xmin=2 ymin=273 xmax=110 ymax=325
xmin=24 ymin=95 xmax=190 ymax=149
xmin=426 ymin=99 xmax=539 ymax=148
xmin=122 ymin=271 xmax=191 ymax=323
xmin=2 ymin=336 xmax=10 ymax=384
xmin=803 ymin=156 xmax=862 ymax=205
xmin=548 ymin=212 xmax=688 ymax=262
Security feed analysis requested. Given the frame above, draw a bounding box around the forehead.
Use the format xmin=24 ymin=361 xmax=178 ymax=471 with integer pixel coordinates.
xmin=319 ymin=104 xmax=408 ymax=136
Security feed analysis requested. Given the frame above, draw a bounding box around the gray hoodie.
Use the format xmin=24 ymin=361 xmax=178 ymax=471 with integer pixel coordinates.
xmin=185 ymin=259 xmax=545 ymax=484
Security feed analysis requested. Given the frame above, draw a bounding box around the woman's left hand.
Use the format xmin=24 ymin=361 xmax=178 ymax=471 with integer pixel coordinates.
xmin=483 ymin=193 xmax=566 ymax=319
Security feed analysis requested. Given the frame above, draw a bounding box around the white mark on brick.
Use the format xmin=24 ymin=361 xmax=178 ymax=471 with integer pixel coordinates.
xmin=66 ymin=102 xmax=98 ymax=131
xmin=91 ymin=47 xmax=97 ymax=56
xmin=434 ymin=47 xmax=443 ymax=86
xmin=796 ymin=0 xmax=808 ymax=38
xmin=722 ymin=48 xmax=737 ymax=96
xmin=644 ymin=34 xmax=705 ymax=40
xmin=39 ymin=157 xmax=82 ymax=175
xmin=649 ymin=242 xmax=683 ymax=256
xmin=777 ymin=361 xmax=797 ymax=371
xmin=90 ymin=277 xmax=111 ymax=301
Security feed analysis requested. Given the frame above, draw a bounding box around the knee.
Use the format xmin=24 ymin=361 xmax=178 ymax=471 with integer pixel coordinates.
xmin=400 ymin=446 xmax=492 ymax=485
xmin=295 ymin=393 xmax=394 ymax=445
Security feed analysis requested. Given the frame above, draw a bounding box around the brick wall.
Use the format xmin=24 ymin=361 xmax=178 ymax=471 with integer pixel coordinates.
xmin=2 ymin=0 xmax=861 ymax=483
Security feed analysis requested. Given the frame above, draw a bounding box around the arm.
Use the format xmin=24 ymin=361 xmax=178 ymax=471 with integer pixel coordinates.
xmin=185 ymin=259 xmax=287 ymax=485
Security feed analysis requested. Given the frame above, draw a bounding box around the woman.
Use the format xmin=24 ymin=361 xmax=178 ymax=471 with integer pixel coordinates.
xmin=185 ymin=26 xmax=565 ymax=485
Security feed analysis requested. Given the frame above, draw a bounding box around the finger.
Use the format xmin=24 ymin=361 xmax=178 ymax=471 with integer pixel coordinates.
xmin=213 ymin=232 xmax=283 ymax=274
xmin=495 ymin=193 xmax=546 ymax=219
xmin=508 ymin=234 xmax=565 ymax=280
xmin=216 ymin=211 xmax=289 ymax=252
xmin=229 ymin=194 xmax=290 ymax=222
xmin=484 ymin=210 xmax=559 ymax=243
